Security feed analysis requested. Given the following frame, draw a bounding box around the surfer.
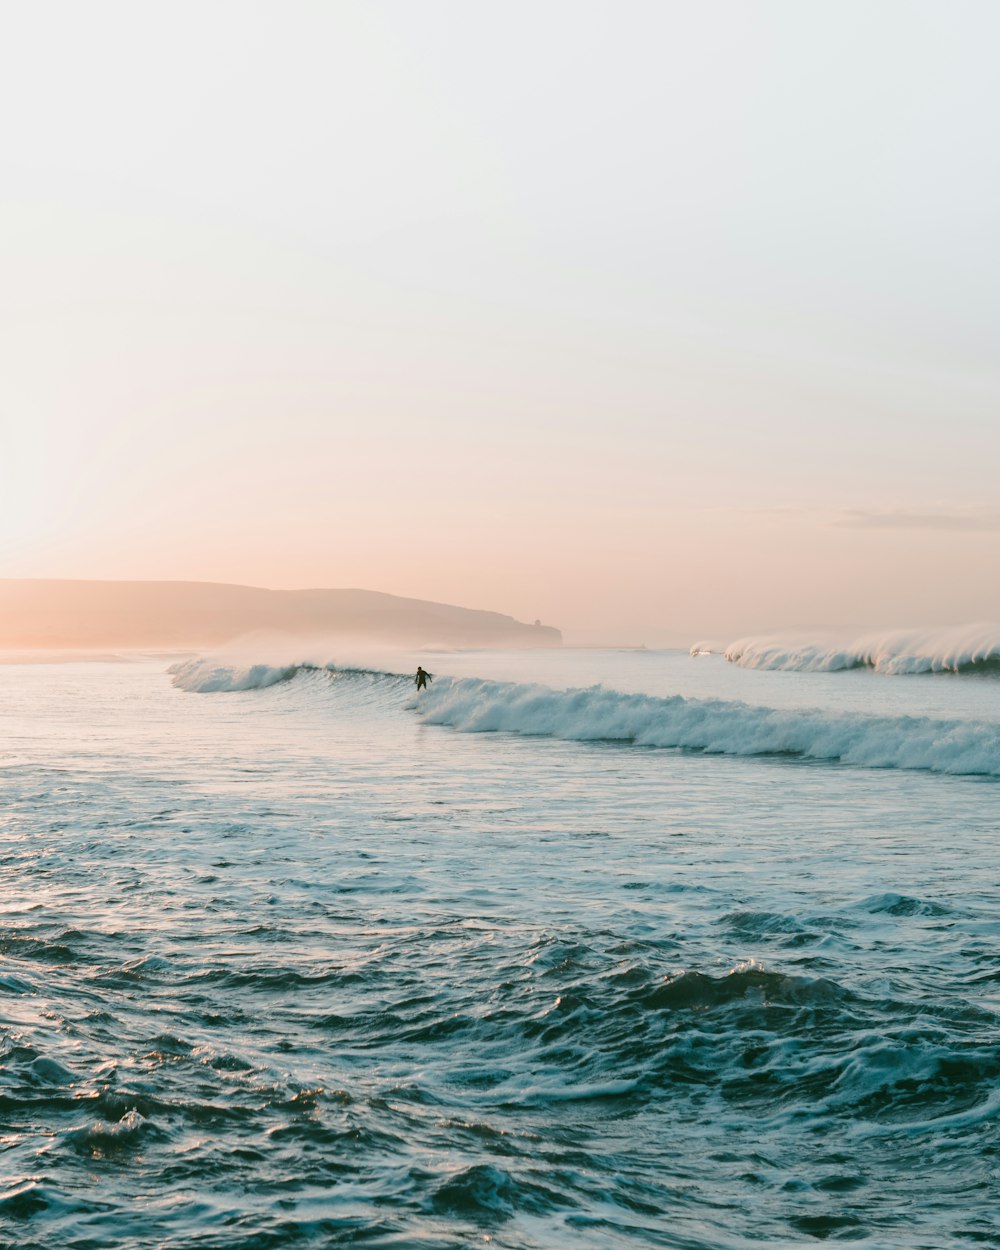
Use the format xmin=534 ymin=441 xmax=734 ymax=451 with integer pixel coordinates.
xmin=415 ymin=666 xmax=431 ymax=691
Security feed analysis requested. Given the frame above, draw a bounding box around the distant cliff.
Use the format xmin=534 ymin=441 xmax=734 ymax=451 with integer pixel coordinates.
xmin=0 ymin=580 xmax=562 ymax=650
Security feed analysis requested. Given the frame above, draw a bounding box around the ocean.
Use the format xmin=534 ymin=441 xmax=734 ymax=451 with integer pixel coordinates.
xmin=1 ymin=641 xmax=998 ymax=1249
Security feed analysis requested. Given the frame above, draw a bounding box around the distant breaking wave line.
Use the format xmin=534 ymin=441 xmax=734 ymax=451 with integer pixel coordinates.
xmin=415 ymin=678 xmax=1000 ymax=778
xmin=693 ymin=624 xmax=1000 ymax=675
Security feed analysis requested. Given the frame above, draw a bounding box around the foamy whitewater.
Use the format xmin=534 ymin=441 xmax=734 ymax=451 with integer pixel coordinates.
xmin=2 ymin=647 xmax=998 ymax=1248
xmin=697 ymin=623 xmax=1000 ymax=675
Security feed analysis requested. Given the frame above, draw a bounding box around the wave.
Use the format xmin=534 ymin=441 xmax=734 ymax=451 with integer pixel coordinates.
xmin=169 ymin=657 xmax=407 ymax=694
xmin=694 ymin=624 xmax=1000 ymax=675
xmin=170 ymin=658 xmax=1000 ymax=777
xmin=170 ymin=657 xmax=303 ymax=692
xmin=415 ymin=677 xmax=1000 ymax=777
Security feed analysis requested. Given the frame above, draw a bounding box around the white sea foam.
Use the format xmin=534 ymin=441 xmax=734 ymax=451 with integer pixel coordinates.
xmin=698 ymin=624 xmax=1000 ymax=675
xmin=414 ymin=677 xmax=1000 ymax=777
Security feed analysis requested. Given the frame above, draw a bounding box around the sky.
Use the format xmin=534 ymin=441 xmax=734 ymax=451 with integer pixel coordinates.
xmin=2 ymin=0 xmax=999 ymax=644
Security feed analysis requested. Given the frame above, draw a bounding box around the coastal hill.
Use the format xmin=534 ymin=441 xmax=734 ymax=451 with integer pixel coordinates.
xmin=0 ymin=580 xmax=562 ymax=650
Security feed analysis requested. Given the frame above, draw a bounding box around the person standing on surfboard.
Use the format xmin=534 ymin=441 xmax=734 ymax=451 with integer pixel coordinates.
xmin=415 ymin=666 xmax=431 ymax=691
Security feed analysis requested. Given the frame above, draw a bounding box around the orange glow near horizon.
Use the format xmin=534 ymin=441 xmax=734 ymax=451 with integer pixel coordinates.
xmin=3 ymin=3 xmax=999 ymax=643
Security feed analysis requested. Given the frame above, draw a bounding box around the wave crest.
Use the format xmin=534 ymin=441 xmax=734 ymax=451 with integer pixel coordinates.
xmin=416 ymin=677 xmax=1000 ymax=777
xmin=169 ymin=658 xmax=1000 ymax=777
xmin=169 ymin=657 xmax=304 ymax=692
xmin=169 ymin=657 xmax=406 ymax=694
xmin=697 ymin=624 xmax=1000 ymax=675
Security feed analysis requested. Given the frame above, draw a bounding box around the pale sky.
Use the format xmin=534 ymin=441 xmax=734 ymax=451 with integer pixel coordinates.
xmin=2 ymin=0 xmax=999 ymax=643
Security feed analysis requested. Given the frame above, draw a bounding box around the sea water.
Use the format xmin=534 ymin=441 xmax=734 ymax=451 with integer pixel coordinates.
xmin=1 ymin=647 xmax=998 ymax=1249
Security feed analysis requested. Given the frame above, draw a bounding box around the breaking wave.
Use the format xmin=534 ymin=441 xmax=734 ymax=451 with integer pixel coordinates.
xmin=694 ymin=624 xmax=1000 ymax=675
xmin=170 ymin=657 xmax=303 ymax=692
xmin=171 ymin=658 xmax=1000 ymax=778
xmin=169 ymin=657 xmax=408 ymax=694
xmin=416 ymin=677 xmax=1000 ymax=777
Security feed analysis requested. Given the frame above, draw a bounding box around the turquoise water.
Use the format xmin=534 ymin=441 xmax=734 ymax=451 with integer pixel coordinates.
xmin=1 ymin=653 xmax=998 ymax=1248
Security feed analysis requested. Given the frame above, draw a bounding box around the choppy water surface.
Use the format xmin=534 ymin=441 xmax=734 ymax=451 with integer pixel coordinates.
xmin=1 ymin=654 xmax=998 ymax=1249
